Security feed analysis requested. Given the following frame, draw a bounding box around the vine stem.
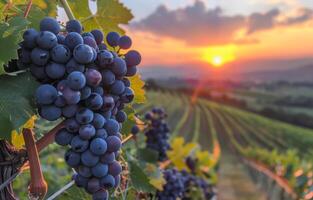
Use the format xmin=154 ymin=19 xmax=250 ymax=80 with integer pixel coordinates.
xmin=23 ymin=0 xmax=32 ymax=18
xmin=59 ymin=0 xmax=75 ymax=20
xmin=122 ymin=134 xmax=134 ymax=145
xmin=23 ymin=128 xmax=47 ymax=200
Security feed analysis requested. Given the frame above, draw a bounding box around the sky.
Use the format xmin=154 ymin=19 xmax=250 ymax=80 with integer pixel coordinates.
xmin=119 ymin=0 xmax=313 ymax=75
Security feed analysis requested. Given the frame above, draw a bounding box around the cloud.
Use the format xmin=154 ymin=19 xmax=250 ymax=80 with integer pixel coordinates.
xmin=132 ymin=1 xmax=245 ymax=46
xmin=131 ymin=0 xmax=313 ymax=46
xmin=247 ymin=9 xmax=280 ymax=34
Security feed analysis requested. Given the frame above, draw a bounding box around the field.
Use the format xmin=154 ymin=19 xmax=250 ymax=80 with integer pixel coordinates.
xmin=137 ymin=90 xmax=313 ymax=200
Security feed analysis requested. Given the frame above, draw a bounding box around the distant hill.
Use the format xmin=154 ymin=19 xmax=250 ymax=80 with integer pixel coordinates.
xmin=242 ymin=64 xmax=313 ymax=82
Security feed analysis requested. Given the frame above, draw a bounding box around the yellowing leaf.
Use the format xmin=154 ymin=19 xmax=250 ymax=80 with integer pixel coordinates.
xmin=167 ymin=137 xmax=198 ymax=171
xmin=129 ymin=74 xmax=146 ymax=104
xmin=145 ymin=163 xmax=166 ymax=191
xmin=196 ymin=150 xmax=215 ymax=174
xmin=10 ymin=115 xmax=37 ymax=149
xmin=11 ymin=130 xmax=24 ymax=149
xmin=149 ymin=175 xmax=166 ymax=191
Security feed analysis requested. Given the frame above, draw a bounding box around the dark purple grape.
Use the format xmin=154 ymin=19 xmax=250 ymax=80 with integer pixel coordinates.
xmin=118 ymin=35 xmax=132 ymax=49
xmin=66 ymin=19 xmax=82 ymax=33
xmin=91 ymin=29 xmax=104 ymax=44
xmin=40 ymin=17 xmax=60 ymax=34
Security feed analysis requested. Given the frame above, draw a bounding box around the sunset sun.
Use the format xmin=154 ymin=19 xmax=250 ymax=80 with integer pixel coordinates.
xmin=202 ymin=45 xmax=236 ymax=68
xmin=212 ymin=56 xmax=224 ymax=67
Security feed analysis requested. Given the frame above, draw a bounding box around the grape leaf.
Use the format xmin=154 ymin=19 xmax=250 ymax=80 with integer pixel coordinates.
xmin=0 ymin=72 xmax=39 ymax=141
xmin=137 ymin=148 xmax=159 ymax=163
xmin=144 ymin=163 xmax=166 ymax=191
xmin=167 ymin=137 xmax=198 ymax=171
xmin=129 ymin=74 xmax=146 ymax=104
xmin=127 ymin=154 xmax=155 ymax=193
xmin=68 ymin=0 xmax=133 ymax=34
xmin=0 ymin=16 xmax=29 ymax=75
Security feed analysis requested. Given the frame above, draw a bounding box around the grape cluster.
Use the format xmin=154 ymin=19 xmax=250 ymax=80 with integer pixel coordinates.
xmin=156 ymin=169 xmax=186 ymax=200
xmin=144 ymin=108 xmax=171 ymax=161
xmin=20 ymin=17 xmax=141 ymax=199
xmin=181 ymin=171 xmax=215 ymax=200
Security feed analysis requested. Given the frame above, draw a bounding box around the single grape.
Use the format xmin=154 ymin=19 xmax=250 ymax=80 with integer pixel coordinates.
xmin=101 ymin=69 xmax=115 ymax=86
xmin=91 ymin=163 xmax=108 ymax=177
xmin=36 ymin=31 xmax=58 ymax=49
xmin=100 ymin=152 xmax=115 ymax=164
xmin=90 ymin=138 xmax=107 ymax=155
xmin=85 ymin=69 xmax=102 ymax=87
xmin=125 ymin=50 xmax=141 ymax=67
xmin=86 ymin=178 xmax=101 ymax=194
xmin=86 ymin=93 xmax=103 ymax=110
xmin=84 ymin=36 xmax=98 ymax=49
xmin=92 ymin=190 xmax=108 ymax=200
xmin=81 ymin=150 xmax=99 ymax=167
xmin=51 ymin=44 xmax=71 ymax=63
xmin=110 ymin=80 xmax=125 ymax=95
xmin=55 ymin=129 xmax=74 ymax=146
xmin=97 ymin=50 xmax=113 ymax=67
xmin=65 ymin=149 xmax=81 ymax=167
xmin=79 ymin=124 xmax=96 ymax=140
xmin=67 ymin=71 xmax=86 ymax=90
xmin=39 ymin=105 xmax=62 ymax=121
xmin=65 ymin=32 xmax=84 ymax=50
xmin=66 ymin=19 xmax=83 ymax=33
xmin=71 ymin=136 xmax=89 ymax=152
xmin=40 ymin=17 xmax=60 ymax=34
xmin=73 ymin=44 xmax=94 ymax=64
xmin=76 ymin=108 xmax=94 ymax=124
xmin=23 ymin=28 xmax=38 ymax=49
xmin=91 ymin=29 xmax=104 ymax=45
xmin=62 ymin=87 xmax=81 ymax=105
xmin=45 ymin=62 xmax=66 ymax=79
xmin=108 ymin=161 xmax=122 ymax=176
xmin=118 ymin=35 xmax=132 ymax=49
xmin=106 ymin=136 xmax=121 ymax=152
xmin=102 ymin=96 xmax=115 ymax=112
xmin=126 ymin=66 xmax=137 ymax=76
xmin=81 ymin=86 xmax=92 ymax=100
xmin=31 ymin=48 xmax=50 ymax=66
xmin=66 ymin=58 xmax=85 ymax=74
xmin=95 ymin=129 xmax=108 ymax=139
xmin=106 ymin=32 xmax=120 ymax=47
xmin=92 ymin=113 xmax=106 ymax=129
xmin=115 ymin=111 xmax=127 ymax=123
xmin=65 ymin=118 xmax=80 ymax=133
xmin=62 ymin=104 xmax=78 ymax=118
xmin=35 ymin=84 xmax=58 ymax=105
xmin=131 ymin=125 xmax=140 ymax=135
xmin=110 ymin=57 xmax=127 ymax=76
xmin=78 ymin=165 xmax=92 ymax=178
xmin=105 ymin=119 xmax=119 ymax=135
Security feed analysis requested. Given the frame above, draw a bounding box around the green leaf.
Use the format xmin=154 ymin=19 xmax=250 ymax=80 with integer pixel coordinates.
xmin=137 ymin=148 xmax=159 ymax=164
xmin=0 ymin=16 xmax=29 ymax=74
xmin=129 ymin=74 xmax=146 ymax=104
xmin=68 ymin=0 xmax=133 ymax=34
xmin=121 ymin=105 xmax=136 ymax=134
xmin=0 ymin=72 xmax=39 ymax=141
xmin=127 ymin=155 xmax=155 ymax=193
